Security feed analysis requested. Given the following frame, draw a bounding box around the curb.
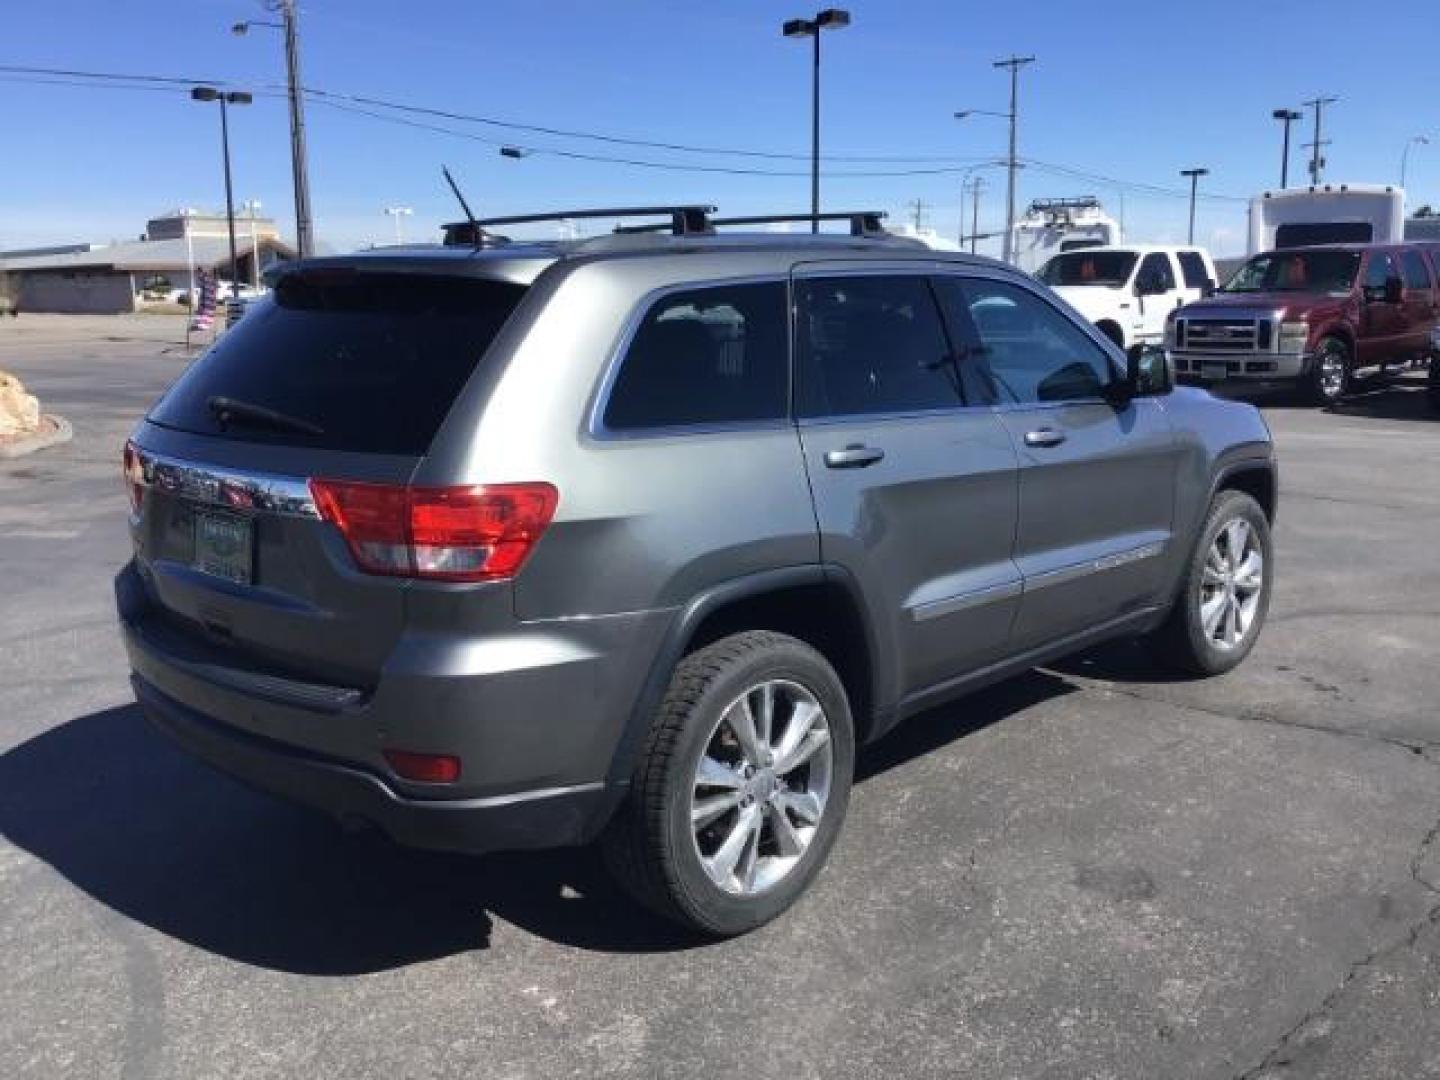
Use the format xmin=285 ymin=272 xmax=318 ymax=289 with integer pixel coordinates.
xmin=0 ymin=415 xmax=74 ymax=460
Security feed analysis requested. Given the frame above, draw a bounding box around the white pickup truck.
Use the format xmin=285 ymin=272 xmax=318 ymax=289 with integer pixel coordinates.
xmin=1036 ymin=245 xmax=1218 ymax=354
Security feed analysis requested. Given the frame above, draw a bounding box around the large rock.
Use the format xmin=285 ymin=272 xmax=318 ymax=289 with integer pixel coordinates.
xmin=0 ymin=370 xmax=41 ymax=437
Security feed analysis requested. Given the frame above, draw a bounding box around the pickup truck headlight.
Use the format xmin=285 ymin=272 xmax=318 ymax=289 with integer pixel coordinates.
xmin=1278 ymin=320 xmax=1309 ymax=352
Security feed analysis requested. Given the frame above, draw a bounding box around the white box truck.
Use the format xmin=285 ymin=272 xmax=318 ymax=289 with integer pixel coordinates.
xmin=1248 ymin=184 xmax=1405 ymax=253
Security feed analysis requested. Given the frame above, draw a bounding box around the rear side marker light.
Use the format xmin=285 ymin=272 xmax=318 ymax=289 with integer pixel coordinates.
xmin=308 ymin=479 xmax=558 ymax=583
xmin=383 ymin=749 xmax=462 ymax=784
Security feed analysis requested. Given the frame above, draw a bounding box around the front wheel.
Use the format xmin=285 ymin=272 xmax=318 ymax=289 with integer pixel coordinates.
xmin=602 ymin=631 xmax=855 ymax=936
xmin=1149 ymin=490 xmax=1273 ymax=676
xmin=1307 ymin=335 xmax=1351 ymax=406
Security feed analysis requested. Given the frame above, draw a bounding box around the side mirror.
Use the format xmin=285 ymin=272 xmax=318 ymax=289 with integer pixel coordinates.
xmin=1125 ymin=344 xmax=1174 ymax=399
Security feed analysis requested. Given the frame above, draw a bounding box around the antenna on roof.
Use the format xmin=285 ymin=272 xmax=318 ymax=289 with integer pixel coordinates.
xmin=441 ymin=165 xmax=481 ymax=247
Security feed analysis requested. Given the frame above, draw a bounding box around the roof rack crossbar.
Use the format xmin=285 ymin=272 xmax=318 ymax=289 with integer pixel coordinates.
xmin=467 ymin=205 xmax=716 ymax=236
xmin=710 ymin=211 xmax=889 ymax=237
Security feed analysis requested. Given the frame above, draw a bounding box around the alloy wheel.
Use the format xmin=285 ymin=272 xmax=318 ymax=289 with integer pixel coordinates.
xmin=689 ymin=679 xmax=834 ymax=896
xmin=1199 ymin=518 xmax=1265 ymax=651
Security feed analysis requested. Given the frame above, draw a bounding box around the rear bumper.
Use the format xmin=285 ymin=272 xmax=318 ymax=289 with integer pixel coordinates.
xmin=133 ymin=674 xmax=610 ymax=854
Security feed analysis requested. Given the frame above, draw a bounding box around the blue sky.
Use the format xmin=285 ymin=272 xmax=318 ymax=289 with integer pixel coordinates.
xmin=2 ymin=0 xmax=1437 ymax=256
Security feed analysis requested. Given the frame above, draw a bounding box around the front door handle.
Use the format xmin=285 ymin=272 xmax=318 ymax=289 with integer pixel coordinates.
xmin=1023 ymin=427 xmax=1067 ymax=449
xmin=824 ymin=444 xmax=885 ymax=469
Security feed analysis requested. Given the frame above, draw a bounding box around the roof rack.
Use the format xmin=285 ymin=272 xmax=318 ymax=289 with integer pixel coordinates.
xmin=710 ymin=211 xmax=889 ymax=237
xmin=442 ymin=204 xmax=716 ymax=247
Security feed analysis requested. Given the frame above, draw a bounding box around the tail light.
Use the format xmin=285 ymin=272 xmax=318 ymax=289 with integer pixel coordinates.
xmin=308 ymin=479 xmax=558 ymax=582
xmin=383 ymin=749 xmax=462 ymax=784
xmin=122 ymin=440 xmax=146 ymax=515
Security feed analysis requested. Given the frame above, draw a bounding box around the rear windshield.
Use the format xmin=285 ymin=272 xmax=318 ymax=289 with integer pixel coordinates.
xmin=1037 ymin=251 xmax=1138 ymax=287
xmin=148 ymin=272 xmax=527 ymax=455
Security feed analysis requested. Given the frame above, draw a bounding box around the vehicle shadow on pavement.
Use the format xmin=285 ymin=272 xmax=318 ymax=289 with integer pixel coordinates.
xmin=1325 ymin=378 xmax=1436 ymax=424
xmin=3 ymin=672 xmax=1076 ymax=973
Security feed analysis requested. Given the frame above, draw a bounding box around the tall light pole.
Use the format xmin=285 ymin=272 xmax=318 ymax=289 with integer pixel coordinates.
xmin=1302 ymin=95 xmax=1338 ymax=184
xmin=965 ymin=175 xmax=986 ymax=253
xmin=1180 ymin=167 xmax=1209 ymax=244
xmin=384 ymin=206 xmax=413 ymax=246
xmin=992 ymin=56 xmax=1035 ymax=264
xmin=191 ymin=86 xmax=252 ymax=300
xmin=242 ymin=198 xmax=262 ymax=288
xmin=1401 ymin=136 xmax=1429 ymax=189
xmin=233 ymin=0 xmax=314 ymax=258
xmin=782 ymin=9 xmax=851 ymax=233
xmin=1272 ymin=108 xmax=1302 ymax=188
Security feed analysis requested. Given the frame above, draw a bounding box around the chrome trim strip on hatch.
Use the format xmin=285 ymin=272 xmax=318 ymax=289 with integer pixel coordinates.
xmin=132 ymin=446 xmax=320 ymax=518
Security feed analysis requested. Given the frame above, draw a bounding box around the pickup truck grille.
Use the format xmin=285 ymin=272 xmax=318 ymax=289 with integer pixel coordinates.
xmin=1176 ymin=318 xmax=1269 ymax=352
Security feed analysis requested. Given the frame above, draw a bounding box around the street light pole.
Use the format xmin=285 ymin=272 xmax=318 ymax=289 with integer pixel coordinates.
xmin=384 ymin=206 xmax=413 ymax=246
xmin=233 ymin=1 xmax=314 ymax=257
xmin=1180 ymin=167 xmax=1209 ymax=244
xmin=992 ymin=55 xmax=1035 ymax=265
xmin=1272 ymin=108 xmax=1302 ymax=188
xmin=191 ymin=87 xmax=252 ymax=301
xmin=1401 ymin=136 xmax=1429 ymax=189
xmin=783 ymin=9 xmax=851 ymax=233
xmin=243 ymin=199 xmax=261 ymax=289
xmin=968 ymin=176 xmax=985 ymax=254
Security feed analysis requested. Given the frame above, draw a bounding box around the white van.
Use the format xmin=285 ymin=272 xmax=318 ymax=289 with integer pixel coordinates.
xmin=1249 ymin=185 xmax=1405 ymax=253
xmin=1036 ymin=245 xmax=1218 ymax=354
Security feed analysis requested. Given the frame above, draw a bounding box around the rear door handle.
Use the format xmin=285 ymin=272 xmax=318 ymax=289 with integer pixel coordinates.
xmin=824 ymin=444 xmax=885 ymax=469
xmin=1023 ymin=427 xmax=1067 ymax=448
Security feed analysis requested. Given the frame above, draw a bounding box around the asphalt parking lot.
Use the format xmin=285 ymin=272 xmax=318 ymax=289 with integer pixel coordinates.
xmin=1 ymin=313 xmax=1437 ymax=1080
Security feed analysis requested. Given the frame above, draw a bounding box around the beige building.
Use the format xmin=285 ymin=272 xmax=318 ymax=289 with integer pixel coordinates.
xmin=0 ymin=210 xmax=295 ymax=314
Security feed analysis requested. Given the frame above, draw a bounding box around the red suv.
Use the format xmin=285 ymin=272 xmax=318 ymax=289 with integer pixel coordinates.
xmin=1168 ymin=243 xmax=1439 ymax=404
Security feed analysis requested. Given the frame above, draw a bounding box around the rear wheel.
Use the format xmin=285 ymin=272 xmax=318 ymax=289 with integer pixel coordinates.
xmin=1307 ymin=335 xmax=1350 ymax=406
xmin=1149 ymin=490 xmax=1272 ymax=676
xmin=602 ymin=631 xmax=855 ymax=936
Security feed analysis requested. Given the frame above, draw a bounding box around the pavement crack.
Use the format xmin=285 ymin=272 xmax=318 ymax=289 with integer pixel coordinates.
xmin=1074 ymin=681 xmax=1438 ymax=758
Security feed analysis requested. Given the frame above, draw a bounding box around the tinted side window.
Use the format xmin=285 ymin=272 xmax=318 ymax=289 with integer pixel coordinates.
xmin=796 ymin=275 xmax=961 ymax=417
xmin=603 ymin=282 xmax=788 ymax=431
xmin=1177 ymin=251 xmax=1211 ymax=288
xmin=1138 ymin=253 xmax=1177 ymax=291
xmin=1364 ymin=253 xmax=1397 ymax=289
xmin=951 ymin=278 xmax=1115 ymax=404
xmin=1402 ymin=250 xmax=1432 ymax=290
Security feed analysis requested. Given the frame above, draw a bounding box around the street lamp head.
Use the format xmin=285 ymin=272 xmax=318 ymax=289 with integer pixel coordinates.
xmin=782 ymin=17 xmax=815 ymax=38
xmin=225 ymin=91 xmax=254 ymax=106
xmin=954 ymin=110 xmax=972 ymax=120
xmin=1181 ymin=167 xmax=1210 ymax=178
xmin=231 ymin=21 xmax=250 ymax=36
xmin=190 ymin=86 xmax=219 ymax=102
xmin=499 ymin=146 xmax=529 ymax=159
xmin=1272 ymin=108 xmax=1302 ymax=121
xmin=815 ymin=8 xmax=851 ymax=29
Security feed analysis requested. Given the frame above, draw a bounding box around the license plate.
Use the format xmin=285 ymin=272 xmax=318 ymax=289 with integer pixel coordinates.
xmin=1203 ymin=362 xmax=1229 ymax=382
xmin=194 ymin=510 xmax=253 ymax=585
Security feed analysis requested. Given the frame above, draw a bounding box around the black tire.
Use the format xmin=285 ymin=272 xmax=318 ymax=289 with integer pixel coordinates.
xmin=1428 ymin=359 xmax=1440 ymax=412
xmin=1149 ymin=490 xmax=1273 ymax=677
xmin=1306 ymin=335 xmax=1351 ymax=406
xmin=602 ymin=630 xmax=855 ymax=937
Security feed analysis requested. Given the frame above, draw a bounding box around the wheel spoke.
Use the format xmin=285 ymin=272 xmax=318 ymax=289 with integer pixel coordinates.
xmin=1224 ymin=595 xmax=1241 ymax=645
xmin=753 ymin=682 xmax=775 ymax=753
xmin=704 ymin=803 xmax=761 ymax=885
xmin=696 ymin=755 xmax=744 ymax=791
xmin=778 ymin=790 xmax=823 ymax=826
xmin=1225 ymin=519 xmax=1250 ymax=564
xmin=724 ymin=697 xmax=765 ymax=767
xmin=768 ymin=803 xmax=805 ymax=857
xmin=1202 ymin=564 xmax=1226 ymax=587
xmin=773 ymin=700 xmax=822 ymax=767
xmin=774 ymin=724 xmax=830 ymax=777
xmin=1234 ymin=551 xmax=1264 ymax=593
xmin=1200 ymin=591 xmax=1227 ymax=637
xmin=737 ymin=818 xmax=762 ymax=893
xmin=692 ymin=791 xmax=742 ymax=830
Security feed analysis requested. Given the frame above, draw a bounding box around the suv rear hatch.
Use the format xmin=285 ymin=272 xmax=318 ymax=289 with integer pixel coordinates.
xmin=128 ymin=267 xmax=530 ymax=691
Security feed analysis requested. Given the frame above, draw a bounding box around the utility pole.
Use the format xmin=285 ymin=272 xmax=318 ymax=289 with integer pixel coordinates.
xmin=1302 ymin=96 xmax=1337 ymax=184
xmin=964 ymin=176 xmax=986 ymax=253
xmin=993 ymin=55 xmax=1035 ymax=265
xmin=907 ymin=198 xmax=929 ymax=232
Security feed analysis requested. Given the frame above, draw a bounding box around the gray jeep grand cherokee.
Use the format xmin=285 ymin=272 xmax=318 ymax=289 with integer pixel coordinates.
xmin=116 ymin=206 xmax=1277 ymax=935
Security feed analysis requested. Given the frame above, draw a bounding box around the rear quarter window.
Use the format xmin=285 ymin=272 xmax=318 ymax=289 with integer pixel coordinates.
xmin=1177 ymin=251 xmax=1211 ymax=288
xmin=148 ymin=272 xmax=527 ymax=455
xmin=602 ymin=281 xmax=788 ymax=431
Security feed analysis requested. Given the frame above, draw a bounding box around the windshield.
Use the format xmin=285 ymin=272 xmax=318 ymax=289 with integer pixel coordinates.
xmin=1037 ymin=251 xmax=1138 ymax=287
xmin=1222 ymin=250 xmax=1361 ymax=294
